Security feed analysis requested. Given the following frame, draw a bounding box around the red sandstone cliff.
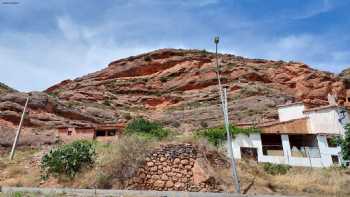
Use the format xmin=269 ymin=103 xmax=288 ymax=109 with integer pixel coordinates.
xmin=42 ymin=49 xmax=346 ymax=131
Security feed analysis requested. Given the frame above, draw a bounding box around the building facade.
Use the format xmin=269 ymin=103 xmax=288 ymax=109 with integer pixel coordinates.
xmin=232 ymin=102 xmax=349 ymax=167
xmin=57 ymin=123 xmax=124 ymax=143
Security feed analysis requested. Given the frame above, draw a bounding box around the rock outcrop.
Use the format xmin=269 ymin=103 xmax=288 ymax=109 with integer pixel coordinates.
xmin=0 ymin=91 xmax=123 ymax=147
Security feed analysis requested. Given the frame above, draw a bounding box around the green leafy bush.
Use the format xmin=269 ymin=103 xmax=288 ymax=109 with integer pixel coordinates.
xmin=263 ymin=163 xmax=290 ymax=175
xmin=196 ymin=124 xmax=259 ymax=146
xmin=41 ymin=140 xmax=96 ymax=179
xmin=125 ymin=117 xmax=169 ymax=139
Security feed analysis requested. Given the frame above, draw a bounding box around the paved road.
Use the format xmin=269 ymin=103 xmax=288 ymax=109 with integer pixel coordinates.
xmin=0 ymin=187 xmax=303 ymax=197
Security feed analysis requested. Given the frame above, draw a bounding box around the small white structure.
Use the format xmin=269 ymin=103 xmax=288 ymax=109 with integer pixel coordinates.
xmin=232 ymin=102 xmax=349 ymax=167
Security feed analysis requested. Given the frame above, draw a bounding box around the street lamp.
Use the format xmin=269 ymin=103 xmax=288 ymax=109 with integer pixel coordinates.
xmin=213 ymin=36 xmax=241 ymax=193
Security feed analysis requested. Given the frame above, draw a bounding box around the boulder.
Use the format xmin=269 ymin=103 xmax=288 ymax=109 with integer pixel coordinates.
xmin=192 ymin=158 xmax=216 ymax=185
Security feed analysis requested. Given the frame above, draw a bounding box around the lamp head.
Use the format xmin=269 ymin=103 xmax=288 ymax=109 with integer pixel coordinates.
xmin=214 ymin=36 xmax=219 ymax=44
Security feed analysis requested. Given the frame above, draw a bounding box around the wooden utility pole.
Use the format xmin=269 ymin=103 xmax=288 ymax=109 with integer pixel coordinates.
xmin=214 ymin=37 xmax=241 ymax=193
xmin=9 ymin=96 xmax=29 ymax=160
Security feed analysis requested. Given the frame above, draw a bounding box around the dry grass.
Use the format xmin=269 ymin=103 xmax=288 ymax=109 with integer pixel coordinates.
xmin=95 ymin=135 xmax=157 ymax=189
xmin=270 ymin=167 xmax=350 ymax=197
xmin=214 ymin=159 xmax=350 ymax=197
xmin=0 ymin=148 xmax=42 ymax=187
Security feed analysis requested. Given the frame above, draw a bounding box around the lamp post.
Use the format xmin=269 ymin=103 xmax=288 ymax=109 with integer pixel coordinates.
xmin=214 ymin=36 xmax=241 ymax=193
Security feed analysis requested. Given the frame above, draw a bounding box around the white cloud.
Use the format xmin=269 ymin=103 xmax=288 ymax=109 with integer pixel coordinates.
xmin=293 ymin=0 xmax=334 ymax=19
xmin=0 ymin=16 xmax=186 ymax=92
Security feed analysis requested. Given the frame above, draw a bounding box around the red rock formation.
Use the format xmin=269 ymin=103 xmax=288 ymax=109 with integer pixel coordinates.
xmin=44 ymin=49 xmax=347 ymax=128
xmin=0 ymin=49 xmax=347 ymax=145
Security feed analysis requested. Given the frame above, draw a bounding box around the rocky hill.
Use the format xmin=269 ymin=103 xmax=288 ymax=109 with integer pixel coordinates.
xmin=0 ymin=49 xmax=348 ymax=146
xmin=339 ymin=68 xmax=350 ymax=88
xmin=42 ymin=49 xmax=346 ymax=131
xmin=0 ymin=82 xmax=16 ymax=95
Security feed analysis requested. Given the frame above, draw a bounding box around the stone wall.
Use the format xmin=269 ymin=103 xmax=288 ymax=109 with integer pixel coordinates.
xmin=130 ymin=143 xmax=224 ymax=192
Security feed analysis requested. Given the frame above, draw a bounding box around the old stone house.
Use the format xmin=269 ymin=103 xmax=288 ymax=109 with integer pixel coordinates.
xmin=57 ymin=123 xmax=124 ymax=143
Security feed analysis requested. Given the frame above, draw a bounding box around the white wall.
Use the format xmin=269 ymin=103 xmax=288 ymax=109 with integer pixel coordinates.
xmin=317 ymin=135 xmax=341 ymax=167
xmin=232 ymin=134 xmax=288 ymax=165
xmin=232 ymin=133 xmax=261 ymax=159
xmin=305 ymin=108 xmax=348 ymax=136
xmin=231 ymin=133 xmax=340 ymax=168
xmin=278 ymin=104 xmax=305 ymax=121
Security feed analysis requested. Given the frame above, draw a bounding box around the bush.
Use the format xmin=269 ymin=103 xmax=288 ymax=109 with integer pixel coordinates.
xmin=196 ymin=124 xmax=259 ymax=146
xmin=263 ymin=163 xmax=290 ymax=175
xmin=41 ymin=140 xmax=96 ymax=179
xmin=125 ymin=117 xmax=169 ymax=139
xmin=340 ymin=124 xmax=350 ymax=163
xmin=97 ymin=135 xmax=153 ymax=188
xmin=144 ymin=55 xmax=152 ymax=62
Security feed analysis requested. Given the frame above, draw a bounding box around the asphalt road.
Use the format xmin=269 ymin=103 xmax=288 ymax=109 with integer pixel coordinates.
xmin=0 ymin=186 xmax=303 ymax=197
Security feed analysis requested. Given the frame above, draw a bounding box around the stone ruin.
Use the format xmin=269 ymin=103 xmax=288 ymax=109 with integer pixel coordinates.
xmin=130 ymin=143 xmax=227 ymax=192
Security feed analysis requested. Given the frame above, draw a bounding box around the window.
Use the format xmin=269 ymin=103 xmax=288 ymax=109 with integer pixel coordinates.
xmin=261 ymin=134 xmax=284 ymax=156
xmin=67 ymin=130 xmax=72 ymax=136
xmin=331 ymin=155 xmax=339 ymax=165
xmin=327 ymin=136 xmax=338 ymax=148
xmin=289 ymin=134 xmax=320 ymax=158
xmin=240 ymin=147 xmax=258 ymax=161
xmin=95 ymin=130 xmax=117 ymax=137
xmin=95 ymin=130 xmax=106 ymax=137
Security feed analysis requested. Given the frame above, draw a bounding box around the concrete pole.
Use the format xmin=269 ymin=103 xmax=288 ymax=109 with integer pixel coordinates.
xmin=223 ymin=88 xmax=241 ymax=193
xmin=9 ymin=96 xmax=29 ymax=160
xmin=214 ymin=37 xmax=241 ymax=193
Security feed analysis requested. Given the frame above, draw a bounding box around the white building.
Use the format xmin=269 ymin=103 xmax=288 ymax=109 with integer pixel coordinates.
xmin=232 ymin=102 xmax=349 ymax=167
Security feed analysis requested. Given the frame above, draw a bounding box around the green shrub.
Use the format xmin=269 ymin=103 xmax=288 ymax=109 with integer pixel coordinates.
xmin=341 ymin=124 xmax=350 ymax=163
xmin=125 ymin=117 xmax=169 ymax=139
xmin=196 ymin=124 xmax=259 ymax=146
xmin=144 ymin=55 xmax=152 ymax=62
xmin=41 ymin=140 xmax=96 ymax=179
xmin=263 ymin=163 xmax=290 ymax=175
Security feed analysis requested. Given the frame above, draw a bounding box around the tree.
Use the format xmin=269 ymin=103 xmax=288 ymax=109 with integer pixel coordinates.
xmin=341 ymin=124 xmax=350 ymax=163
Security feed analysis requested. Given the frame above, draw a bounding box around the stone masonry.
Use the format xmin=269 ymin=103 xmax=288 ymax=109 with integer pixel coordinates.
xmin=130 ymin=143 xmax=223 ymax=192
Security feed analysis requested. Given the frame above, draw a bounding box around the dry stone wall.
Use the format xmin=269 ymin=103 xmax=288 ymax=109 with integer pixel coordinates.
xmin=130 ymin=143 xmax=223 ymax=192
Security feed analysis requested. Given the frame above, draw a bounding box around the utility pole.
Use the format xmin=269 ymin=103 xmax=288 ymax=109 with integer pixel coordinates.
xmin=214 ymin=36 xmax=241 ymax=193
xmin=10 ymin=96 xmax=29 ymax=160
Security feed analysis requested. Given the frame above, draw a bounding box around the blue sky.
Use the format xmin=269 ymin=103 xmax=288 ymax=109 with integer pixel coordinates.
xmin=1 ymin=0 xmax=350 ymax=92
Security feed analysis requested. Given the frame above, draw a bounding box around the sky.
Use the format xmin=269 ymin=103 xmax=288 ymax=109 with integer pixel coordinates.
xmin=1 ymin=0 xmax=350 ymax=92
